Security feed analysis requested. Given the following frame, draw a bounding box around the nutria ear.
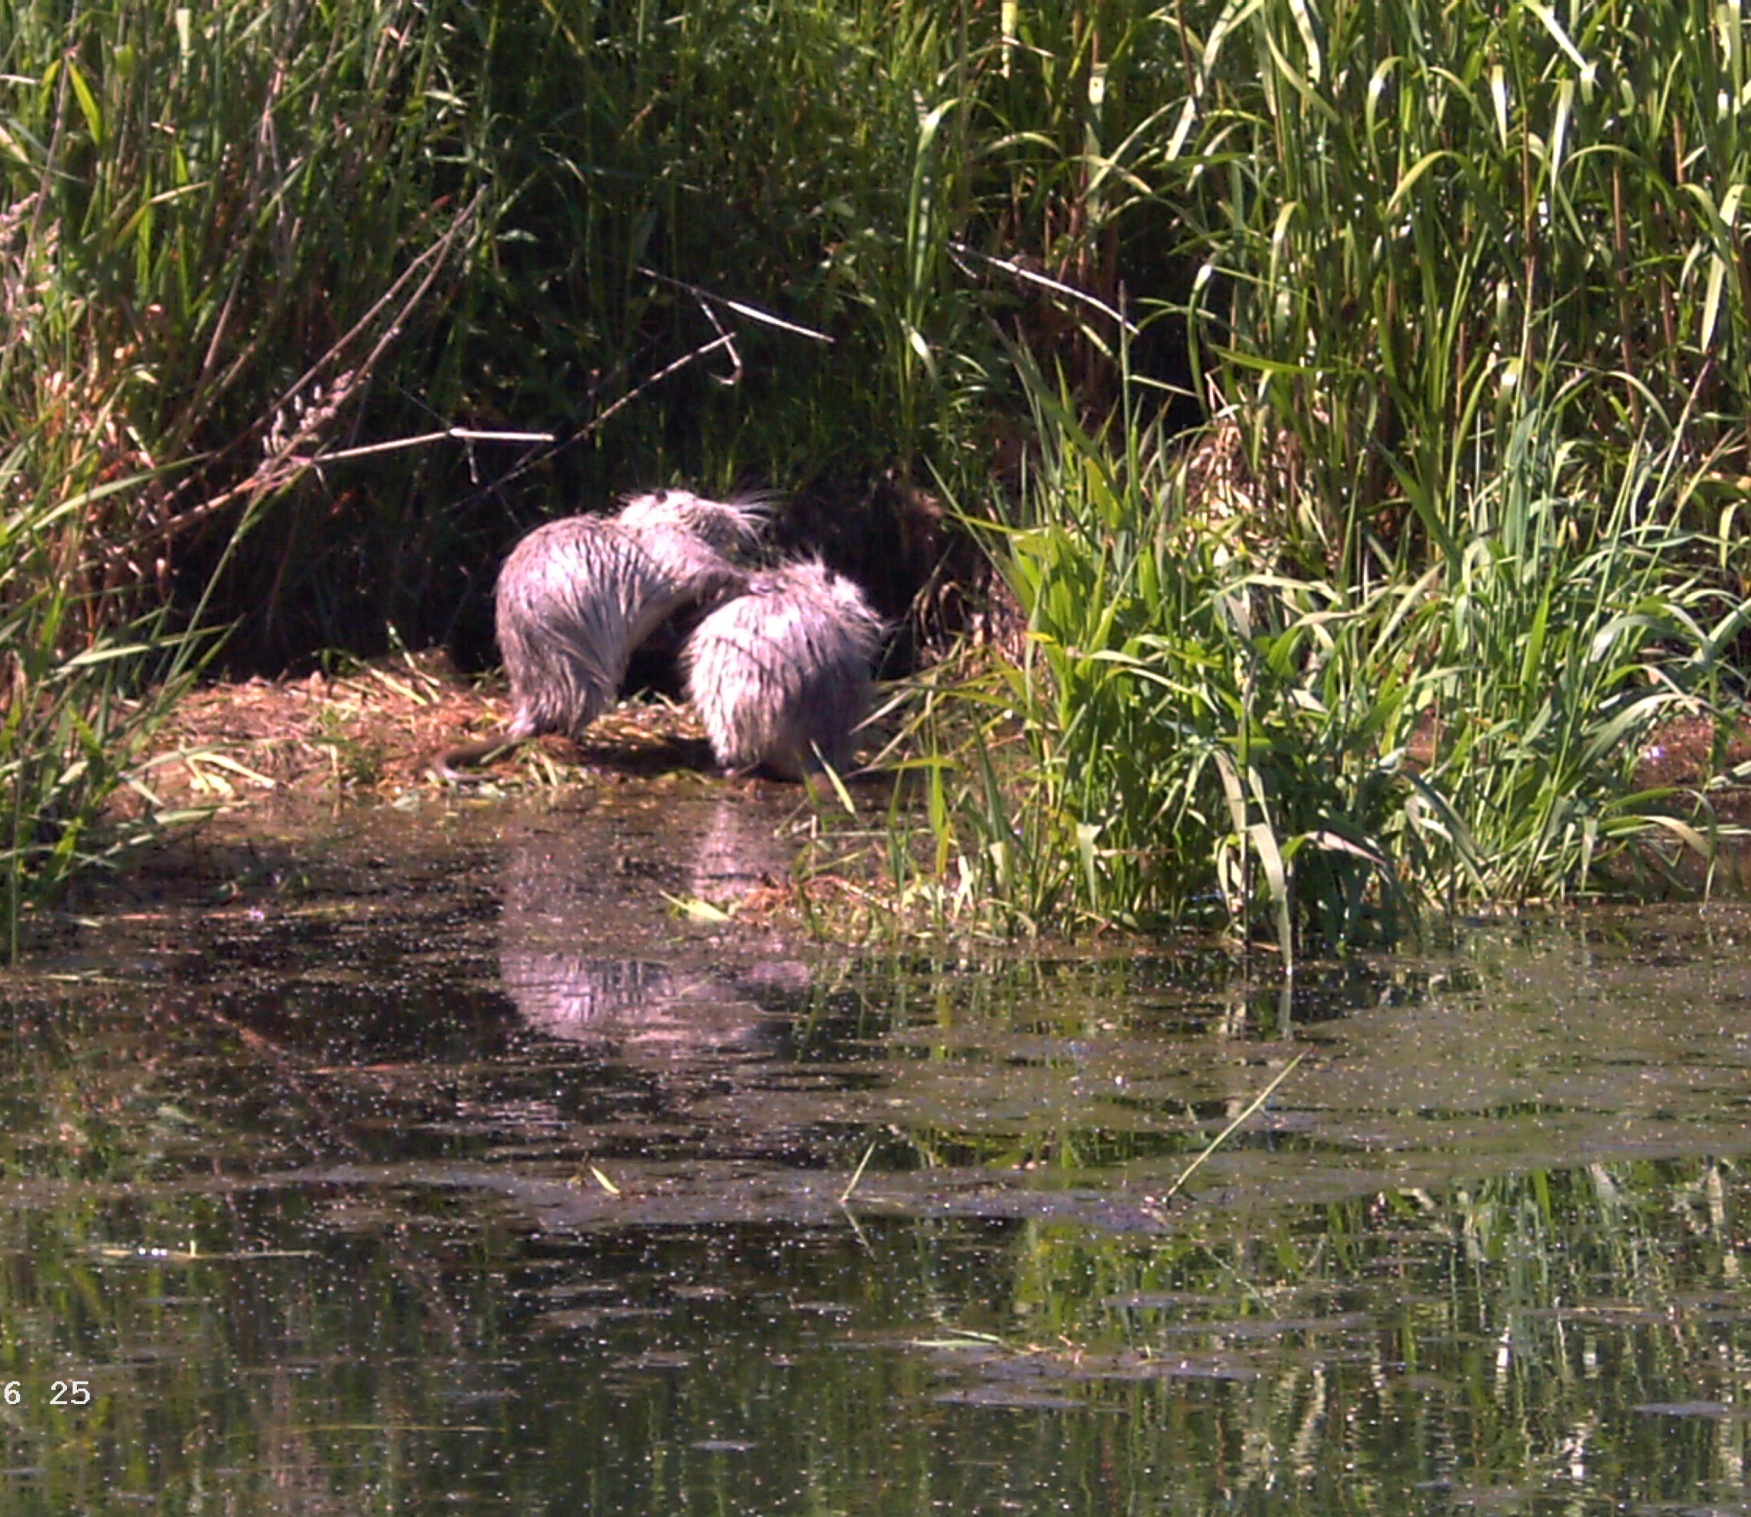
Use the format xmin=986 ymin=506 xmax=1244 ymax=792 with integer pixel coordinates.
xmin=614 ymin=488 xmax=773 ymax=553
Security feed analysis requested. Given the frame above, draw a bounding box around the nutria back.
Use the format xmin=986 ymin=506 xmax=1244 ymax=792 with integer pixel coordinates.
xmin=683 ymin=559 xmax=884 ymax=780
xmin=497 ymin=515 xmax=749 ymax=742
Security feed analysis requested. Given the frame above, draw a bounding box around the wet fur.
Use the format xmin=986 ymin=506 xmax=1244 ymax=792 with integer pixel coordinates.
xmin=432 ymin=491 xmax=766 ymax=778
xmin=683 ymin=559 xmax=884 ymax=781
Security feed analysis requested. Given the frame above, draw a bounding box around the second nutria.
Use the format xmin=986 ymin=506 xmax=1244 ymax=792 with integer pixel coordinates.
xmin=682 ymin=558 xmax=884 ymax=781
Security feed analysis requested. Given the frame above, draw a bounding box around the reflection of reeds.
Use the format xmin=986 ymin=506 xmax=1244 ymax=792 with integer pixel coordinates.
xmin=3 ymin=900 xmax=1744 ymax=1508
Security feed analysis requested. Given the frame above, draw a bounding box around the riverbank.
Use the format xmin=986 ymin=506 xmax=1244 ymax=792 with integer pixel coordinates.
xmin=124 ymin=655 xmax=718 ymax=808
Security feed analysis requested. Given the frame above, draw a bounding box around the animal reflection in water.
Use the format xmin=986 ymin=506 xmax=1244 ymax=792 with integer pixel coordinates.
xmin=496 ymin=797 xmax=806 ymax=1055
xmin=683 ymin=558 xmax=884 ymax=780
xmin=500 ymin=954 xmax=730 ymax=1050
xmin=435 ymin=490 xmax=767 ymax=778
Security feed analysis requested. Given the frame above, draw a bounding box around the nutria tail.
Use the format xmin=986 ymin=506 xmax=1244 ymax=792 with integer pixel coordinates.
xmin=427 ymin=729 xmax=531 ymax=782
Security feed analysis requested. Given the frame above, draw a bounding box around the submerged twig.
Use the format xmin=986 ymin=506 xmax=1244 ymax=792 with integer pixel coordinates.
xmin=1162 ymin=1053 xmax=1303 ymax=1201
xmin=840 ymin=1138 xmax=879 ymax=1204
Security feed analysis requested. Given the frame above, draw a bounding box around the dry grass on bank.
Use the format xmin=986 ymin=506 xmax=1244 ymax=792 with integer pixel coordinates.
xmin=116 ymin=636 xmax=1751 ymax=854
xmin=125 ymin=654 xmax=716 ymax=811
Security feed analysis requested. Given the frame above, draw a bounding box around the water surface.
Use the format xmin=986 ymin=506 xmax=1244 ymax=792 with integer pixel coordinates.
xmin=3 ymin=786 xmax=1749 ymax=1514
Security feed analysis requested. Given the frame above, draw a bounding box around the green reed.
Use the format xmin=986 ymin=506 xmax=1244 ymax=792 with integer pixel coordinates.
xmin=912 ymin=361 xmax=1744 ymax=951
xmin=1163 ymin=0 xmax=1751 ymax=578
xmin=0 ymin=0 xmax=487 ymax=948
xmin=0 ymin=0 xmax=1006 ymax=945
xmin=8 ymin=0 xmax=1751 ymax=946
xmin=899 ymin=0 xmax=1751 ymax=944
xmin=0 ymin=471 xmax=211 ymax=957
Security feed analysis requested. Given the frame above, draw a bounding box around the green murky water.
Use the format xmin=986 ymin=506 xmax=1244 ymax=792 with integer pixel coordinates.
xmin=2 ymin=787 xmax=1749 ymax=1514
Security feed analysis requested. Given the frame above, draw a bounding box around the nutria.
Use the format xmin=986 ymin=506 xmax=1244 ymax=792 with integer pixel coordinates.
xmin=432 ymin=491 xmax=767 ymax=779
xmin=682 ymin=558 xmax=884 ymax=781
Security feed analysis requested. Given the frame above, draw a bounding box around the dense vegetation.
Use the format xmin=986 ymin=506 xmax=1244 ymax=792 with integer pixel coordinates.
xmin=4 ymin=0 xmax=1751 ymax=952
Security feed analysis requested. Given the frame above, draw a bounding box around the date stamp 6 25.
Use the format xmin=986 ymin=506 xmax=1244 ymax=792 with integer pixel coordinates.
xmin=3 ymin=1381 xmax=95 ymax=1407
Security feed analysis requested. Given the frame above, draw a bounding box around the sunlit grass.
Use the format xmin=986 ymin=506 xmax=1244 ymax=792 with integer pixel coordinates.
xmin=9 ymin=0 xmax=1751 ymax=948
xmin=0 ymin=466 xmax=213 ymax=956
xmin=906 ymin=363 xmax=1748 ymax=953
xmin=896 ymin=0 xmax=1751 ymax=947
xmin=1160 ymin=0 xmax=1751 ymax=579
xmin=0 ymin=0 xmax=485 ymax=950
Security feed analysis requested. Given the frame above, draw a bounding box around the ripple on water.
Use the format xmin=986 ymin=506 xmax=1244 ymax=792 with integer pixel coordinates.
xmin=2 ymin=796 xmax=1749 ymax=1515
